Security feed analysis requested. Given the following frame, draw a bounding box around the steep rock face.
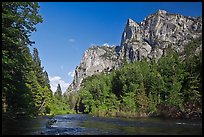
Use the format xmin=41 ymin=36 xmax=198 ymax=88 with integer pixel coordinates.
xmin=119 ymin=9 xmax=202 ymax=63
xmin=65 ymin=45 xmax=119 ymax=95
xmin=65 ymin=10 xmax=202 ymax=95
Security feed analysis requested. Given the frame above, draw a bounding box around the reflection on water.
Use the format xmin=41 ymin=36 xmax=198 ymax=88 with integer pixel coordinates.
xmin=2 ymin=114 xmax=202 ymax=135
xmin=2 ymin=115 xmax=50 ymax=135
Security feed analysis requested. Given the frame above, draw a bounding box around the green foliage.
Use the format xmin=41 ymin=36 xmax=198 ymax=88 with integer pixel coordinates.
xmin=121 ymin=92 xmax=137 ymax=112
xmin=54 ymin=84 xmax=62 ymax=99
xmin=46 ymin=84 xmax=75 ymax=115
xmin=31 ymin=48 xmax=53 ymax=115
xmin=2 ymin=2 xmax=54 ymax=116
xmin=48 ymin=95 xmax=74 ymax=115
xmin=2 ymin=2 xmax=43 ymax=46
xmin=75 ymin=37 xmax=202 ymax=119
xmin=3 ymin=2 xmax=201 ymax=119
xmin=79 ymin=89 xmax=94 ymax=113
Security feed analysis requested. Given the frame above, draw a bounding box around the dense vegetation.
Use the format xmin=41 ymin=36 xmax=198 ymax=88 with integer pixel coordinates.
xmin=2 ymin=2 xmax=202 ymax=120
xmin=48 ymin=84 xmax=74 ymax=115
xmin=74 ymin=37 xmax=202 ymax=119
xmin=2 ymin=2 xmax=72 ymax=117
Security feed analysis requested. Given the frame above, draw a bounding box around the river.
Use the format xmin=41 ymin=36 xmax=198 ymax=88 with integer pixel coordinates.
xmin=2 ymin=114 xmax=202 ymax=135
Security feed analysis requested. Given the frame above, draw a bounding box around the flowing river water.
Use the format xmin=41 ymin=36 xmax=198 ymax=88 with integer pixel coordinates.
xmin=2 ymin=114 xmax=202 ymax=135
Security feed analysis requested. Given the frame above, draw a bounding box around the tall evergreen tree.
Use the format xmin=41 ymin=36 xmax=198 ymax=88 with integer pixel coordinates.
xmin=32 ymin=48 xmax=52 ymax=115
xmin=2 ymin=2 xmax=53 ymax=116
xmin=2 ymin=2 xmax=43 ymax=115
xmin=55 ymin=84 xmax=62 ymax=98
xmin=33 ymin=48 xmax=45 ymax=85
xmin=33 ymin=48 xmax=41 ymax=67
xmin=43 ymin=71 xmax=51 ymax=89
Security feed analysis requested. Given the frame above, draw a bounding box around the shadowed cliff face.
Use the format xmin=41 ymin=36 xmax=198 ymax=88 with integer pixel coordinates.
xmin=65 ymin=10 xmax=202 ymax=95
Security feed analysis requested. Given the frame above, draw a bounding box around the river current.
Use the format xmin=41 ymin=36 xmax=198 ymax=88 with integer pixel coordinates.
xmin=2 ymin=114 xmax=202 ymax=135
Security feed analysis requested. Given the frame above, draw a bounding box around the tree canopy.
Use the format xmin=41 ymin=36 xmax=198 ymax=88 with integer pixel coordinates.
xmin=75 ymin=37 xmax=202 ymax=119
xmin=2 ymin=2 xmax=53 ymax=116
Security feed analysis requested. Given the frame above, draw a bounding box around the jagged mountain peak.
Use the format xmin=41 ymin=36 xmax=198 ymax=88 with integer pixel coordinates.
xmin=127 ymin=18 xmax=139 ymax=26
xmin=156 ymin=9 xmax=167 ymax=15
xmin=126 ymin=18 xmax=139 ymax=28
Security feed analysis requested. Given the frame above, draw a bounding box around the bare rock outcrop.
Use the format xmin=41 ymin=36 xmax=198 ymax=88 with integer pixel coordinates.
xmin=65 ymin=10 xmax=202 ymax=95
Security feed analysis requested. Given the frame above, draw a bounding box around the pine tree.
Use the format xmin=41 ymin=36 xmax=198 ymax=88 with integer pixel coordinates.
xmin=43 ymin=71 xmax=51 ymax=89
xmin=32 ymin=48 xmax=52 ymax=115
xmin=55 ymin=84 xmax=62 ymax=99
xmin=33 ymin=48 xmax=46 ymax=86
xmin=2 ymin=2 xmax=43 ymax=115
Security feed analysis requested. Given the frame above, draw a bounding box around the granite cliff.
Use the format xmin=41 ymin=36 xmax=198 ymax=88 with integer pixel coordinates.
xmin=65 ymin=9 xmax=202 ymax=95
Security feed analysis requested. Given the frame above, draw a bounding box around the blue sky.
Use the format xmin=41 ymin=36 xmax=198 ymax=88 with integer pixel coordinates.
xmin=30 ymin=2 xmax=202 ymax=93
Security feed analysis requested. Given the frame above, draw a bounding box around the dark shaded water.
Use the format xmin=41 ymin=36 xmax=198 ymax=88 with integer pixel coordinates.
xmin=2 ymin=114 xmax=202 ymax=135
